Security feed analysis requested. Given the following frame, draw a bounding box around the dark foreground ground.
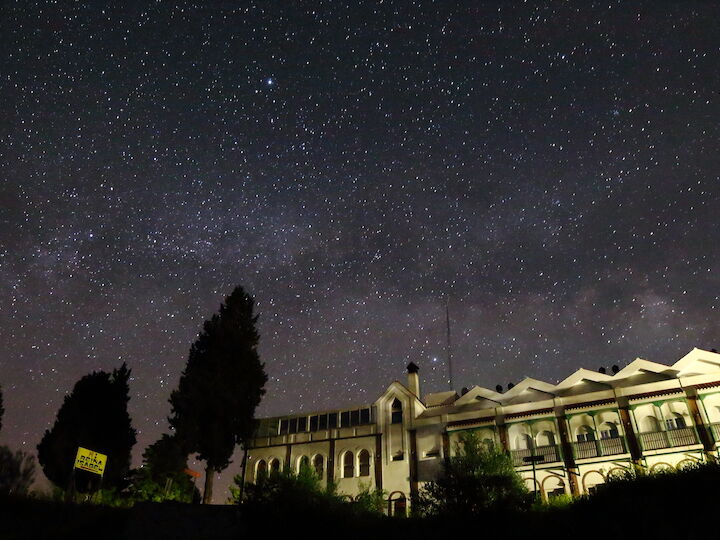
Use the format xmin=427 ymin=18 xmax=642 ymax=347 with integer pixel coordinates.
xmin=3 ymin=465 xmax=719 ymax=540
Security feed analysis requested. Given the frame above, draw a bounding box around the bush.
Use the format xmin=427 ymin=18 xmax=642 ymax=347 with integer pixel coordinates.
xmin=415 ymin=431 xmax=531 ymax=517
xmin=0 ymin=445 xmax=36 ymax=497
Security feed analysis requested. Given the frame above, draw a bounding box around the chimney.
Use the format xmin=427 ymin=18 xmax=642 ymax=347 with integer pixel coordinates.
xmin=407 ymin=362 xmax=420 ymax=397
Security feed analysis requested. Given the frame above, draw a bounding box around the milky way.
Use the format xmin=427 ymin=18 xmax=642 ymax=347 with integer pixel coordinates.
xmin=1 ymin=1 xmax=718 ymax=497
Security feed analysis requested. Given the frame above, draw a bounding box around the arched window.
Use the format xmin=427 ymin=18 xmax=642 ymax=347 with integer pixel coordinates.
xmin=665 ymin=413 xmax=686 ymax=430
xmin=576 ymin=425 xmax=596 ymax=442
xmin=599 ymin=422 xmax=620 ymax=439
xmin=343 ymin=451 xmax=354 ymax=478
xmin=255 ymin=460 xmax=267 ymax=482
xmin=298 ymin=455 xmax=310 ymax=473
xmin=388 ymin=492 xmax=407 ymax=517
xmin=536 ymin=430 xmax=556 ymax=446
xmin=391 ymin=399 xmax=403 ymax=424
xmin=358 ymin=449 xmax=371 ymax=477
xmin=640 ymin=415 xmax=660 ymax=433
xmin=270 ymin=458 xmax=281 ymax=476
xmin=313 ymin=454 xmax=324 ymax=477
xmin=514 ymin=433 xmax=533 ymax=450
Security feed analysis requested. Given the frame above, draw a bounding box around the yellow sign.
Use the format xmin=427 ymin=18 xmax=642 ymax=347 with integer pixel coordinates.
xmin=74 ymin=447 xmax=107 ymax=476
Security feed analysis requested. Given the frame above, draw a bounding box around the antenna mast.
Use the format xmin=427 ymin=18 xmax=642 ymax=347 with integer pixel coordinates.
xmin=445 ymin=297 xmax=454 ymax=391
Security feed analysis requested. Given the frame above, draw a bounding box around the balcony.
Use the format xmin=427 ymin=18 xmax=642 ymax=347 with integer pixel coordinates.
xmin=708 ymin=423 xmax=720 ymax=443
xmin=511 ymin=444 xmax=561 ymax=467
xmin=638 ymin=427 xmax=697 ymax=451
xmin=572 ymin=436 xmax=627 ymax=460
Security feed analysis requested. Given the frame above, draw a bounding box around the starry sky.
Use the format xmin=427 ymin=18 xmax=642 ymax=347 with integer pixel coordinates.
xmin=1 ymin=1 xmax=719 ymax=498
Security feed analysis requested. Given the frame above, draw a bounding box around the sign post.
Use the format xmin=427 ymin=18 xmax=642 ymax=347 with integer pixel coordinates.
xmin=523 ymin=454 xmax=545 ymax=499
xmin=73 ymin=447 xmax=108 ymax=499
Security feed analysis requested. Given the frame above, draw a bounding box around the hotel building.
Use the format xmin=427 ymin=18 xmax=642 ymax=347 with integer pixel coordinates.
xmin=244 ymin=348 xmax=720 ymax=515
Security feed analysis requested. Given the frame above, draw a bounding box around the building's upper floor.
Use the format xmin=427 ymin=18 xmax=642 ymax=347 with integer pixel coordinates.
xmin=249 ymin=348 xmax=720 ymax=452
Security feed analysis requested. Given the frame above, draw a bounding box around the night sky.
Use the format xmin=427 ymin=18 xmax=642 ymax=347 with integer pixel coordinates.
xmin=1 ymin=1 xmax=719 ymax=498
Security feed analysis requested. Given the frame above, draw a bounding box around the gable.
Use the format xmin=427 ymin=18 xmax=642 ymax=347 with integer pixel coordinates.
xmin=672 ymin=348 xmax=720 ymax=376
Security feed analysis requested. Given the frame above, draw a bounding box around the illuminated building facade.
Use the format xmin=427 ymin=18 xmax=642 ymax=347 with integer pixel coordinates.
xmin=244 ymin=348 xmax=720 ymax=514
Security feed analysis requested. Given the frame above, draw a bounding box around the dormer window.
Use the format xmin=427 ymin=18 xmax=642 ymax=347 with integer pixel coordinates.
xmin=391 ymin=399 xmax=403 ymax=424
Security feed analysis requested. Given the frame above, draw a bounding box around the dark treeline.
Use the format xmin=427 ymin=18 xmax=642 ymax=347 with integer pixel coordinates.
xmin=2 ymin=462 xmax=720 ymax=539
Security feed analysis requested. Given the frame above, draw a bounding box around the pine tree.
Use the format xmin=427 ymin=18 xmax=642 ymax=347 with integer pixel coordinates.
xmin=169 ymin=286 xmax=268 ymax=504
xmin=37 ymin=363 xmax=136 ymax=493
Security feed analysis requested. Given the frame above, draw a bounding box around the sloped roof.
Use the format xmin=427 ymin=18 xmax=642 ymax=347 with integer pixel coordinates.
xmin=672 ymin=348 xmax=720 ymax=376
xmin=425 ymin=390 xmax=459 ymax=407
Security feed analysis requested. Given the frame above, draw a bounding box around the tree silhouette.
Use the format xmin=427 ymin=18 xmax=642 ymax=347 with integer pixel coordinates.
xmin=0 ymin=384 xmax=4 ymax=434
xmin=0 ymin=446 xmax=36 ymax=496
xmin=143 ymin=434 xmax=188 ymax=479
xmin=169 ymin=286 xmax=267 ymax=503
xmin=129 ymin=434 xmax=198 ymax=503
xmin=37 ymin=363 xmax=136 ymax=493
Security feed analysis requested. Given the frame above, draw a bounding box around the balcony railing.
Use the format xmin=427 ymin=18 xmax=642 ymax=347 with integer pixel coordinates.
xmin=638 ymin=427 xmax=697 ymax=451
xmin=708 ymin=423 xmax=720 ymax=443
xmin=572 ymin=436 xmax=627 ymax=459
xmin=510 ymin=444 xmax=561 ymax=467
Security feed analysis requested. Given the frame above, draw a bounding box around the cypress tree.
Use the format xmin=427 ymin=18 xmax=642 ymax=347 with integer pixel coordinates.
xmin=169 ymin=286 xmax=267 ymax=504
xmin=37 ymin=363 xmax=136 ymax=492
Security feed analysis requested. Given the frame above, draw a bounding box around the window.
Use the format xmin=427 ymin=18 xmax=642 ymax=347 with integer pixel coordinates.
xmin=289 ymin=418 xmax=298 ymax=434
xmin=255 ymin=460 xmax=267 ymax=482
xmin=279 ymin=419 xmax=288 ymax=435
xmin=319 ymin=414 xmax=328 ymax=430
xmin=536 ymin=430 xmax=556 ymax=446
xmin=313 ymin=455 xmax=324 ymax=477
xmin=576 ymin=426 xmax=596 ymax=442
xmin=666 ymin=415 xmax=686 ymax=430
xmin=270 ymin=458 xmax=281 ymax=475
xmin=343 ymin=452 xmax=354 ymax=478
xmin=297 ymin=416 xmax=307 ymax=432
xmin=391 ymin=495 xmax=407 ymax=517
xmin=328 ymin=413 xmax=338 ymax=429
xmin=358 ymin=450 xmax=371 ymax=477
xmin=548 ymin=482 xmax=566 ymax=498
xmin=360 ymin=408 xmax=371 ymax=424
xmin=309 ymin=415 xmax=319 ymax=431
xmin=391 ymin=399 xmax=403 ymax=424
xmin=350 ymin=409 xmax=360 ymax=426
xmin=298 ymin=455 xmax=310 ymax=472
xmin=341 ymin=411 xmax=351 ymax=427
xmin=600 ymin=423 xmax=620 ymax=439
